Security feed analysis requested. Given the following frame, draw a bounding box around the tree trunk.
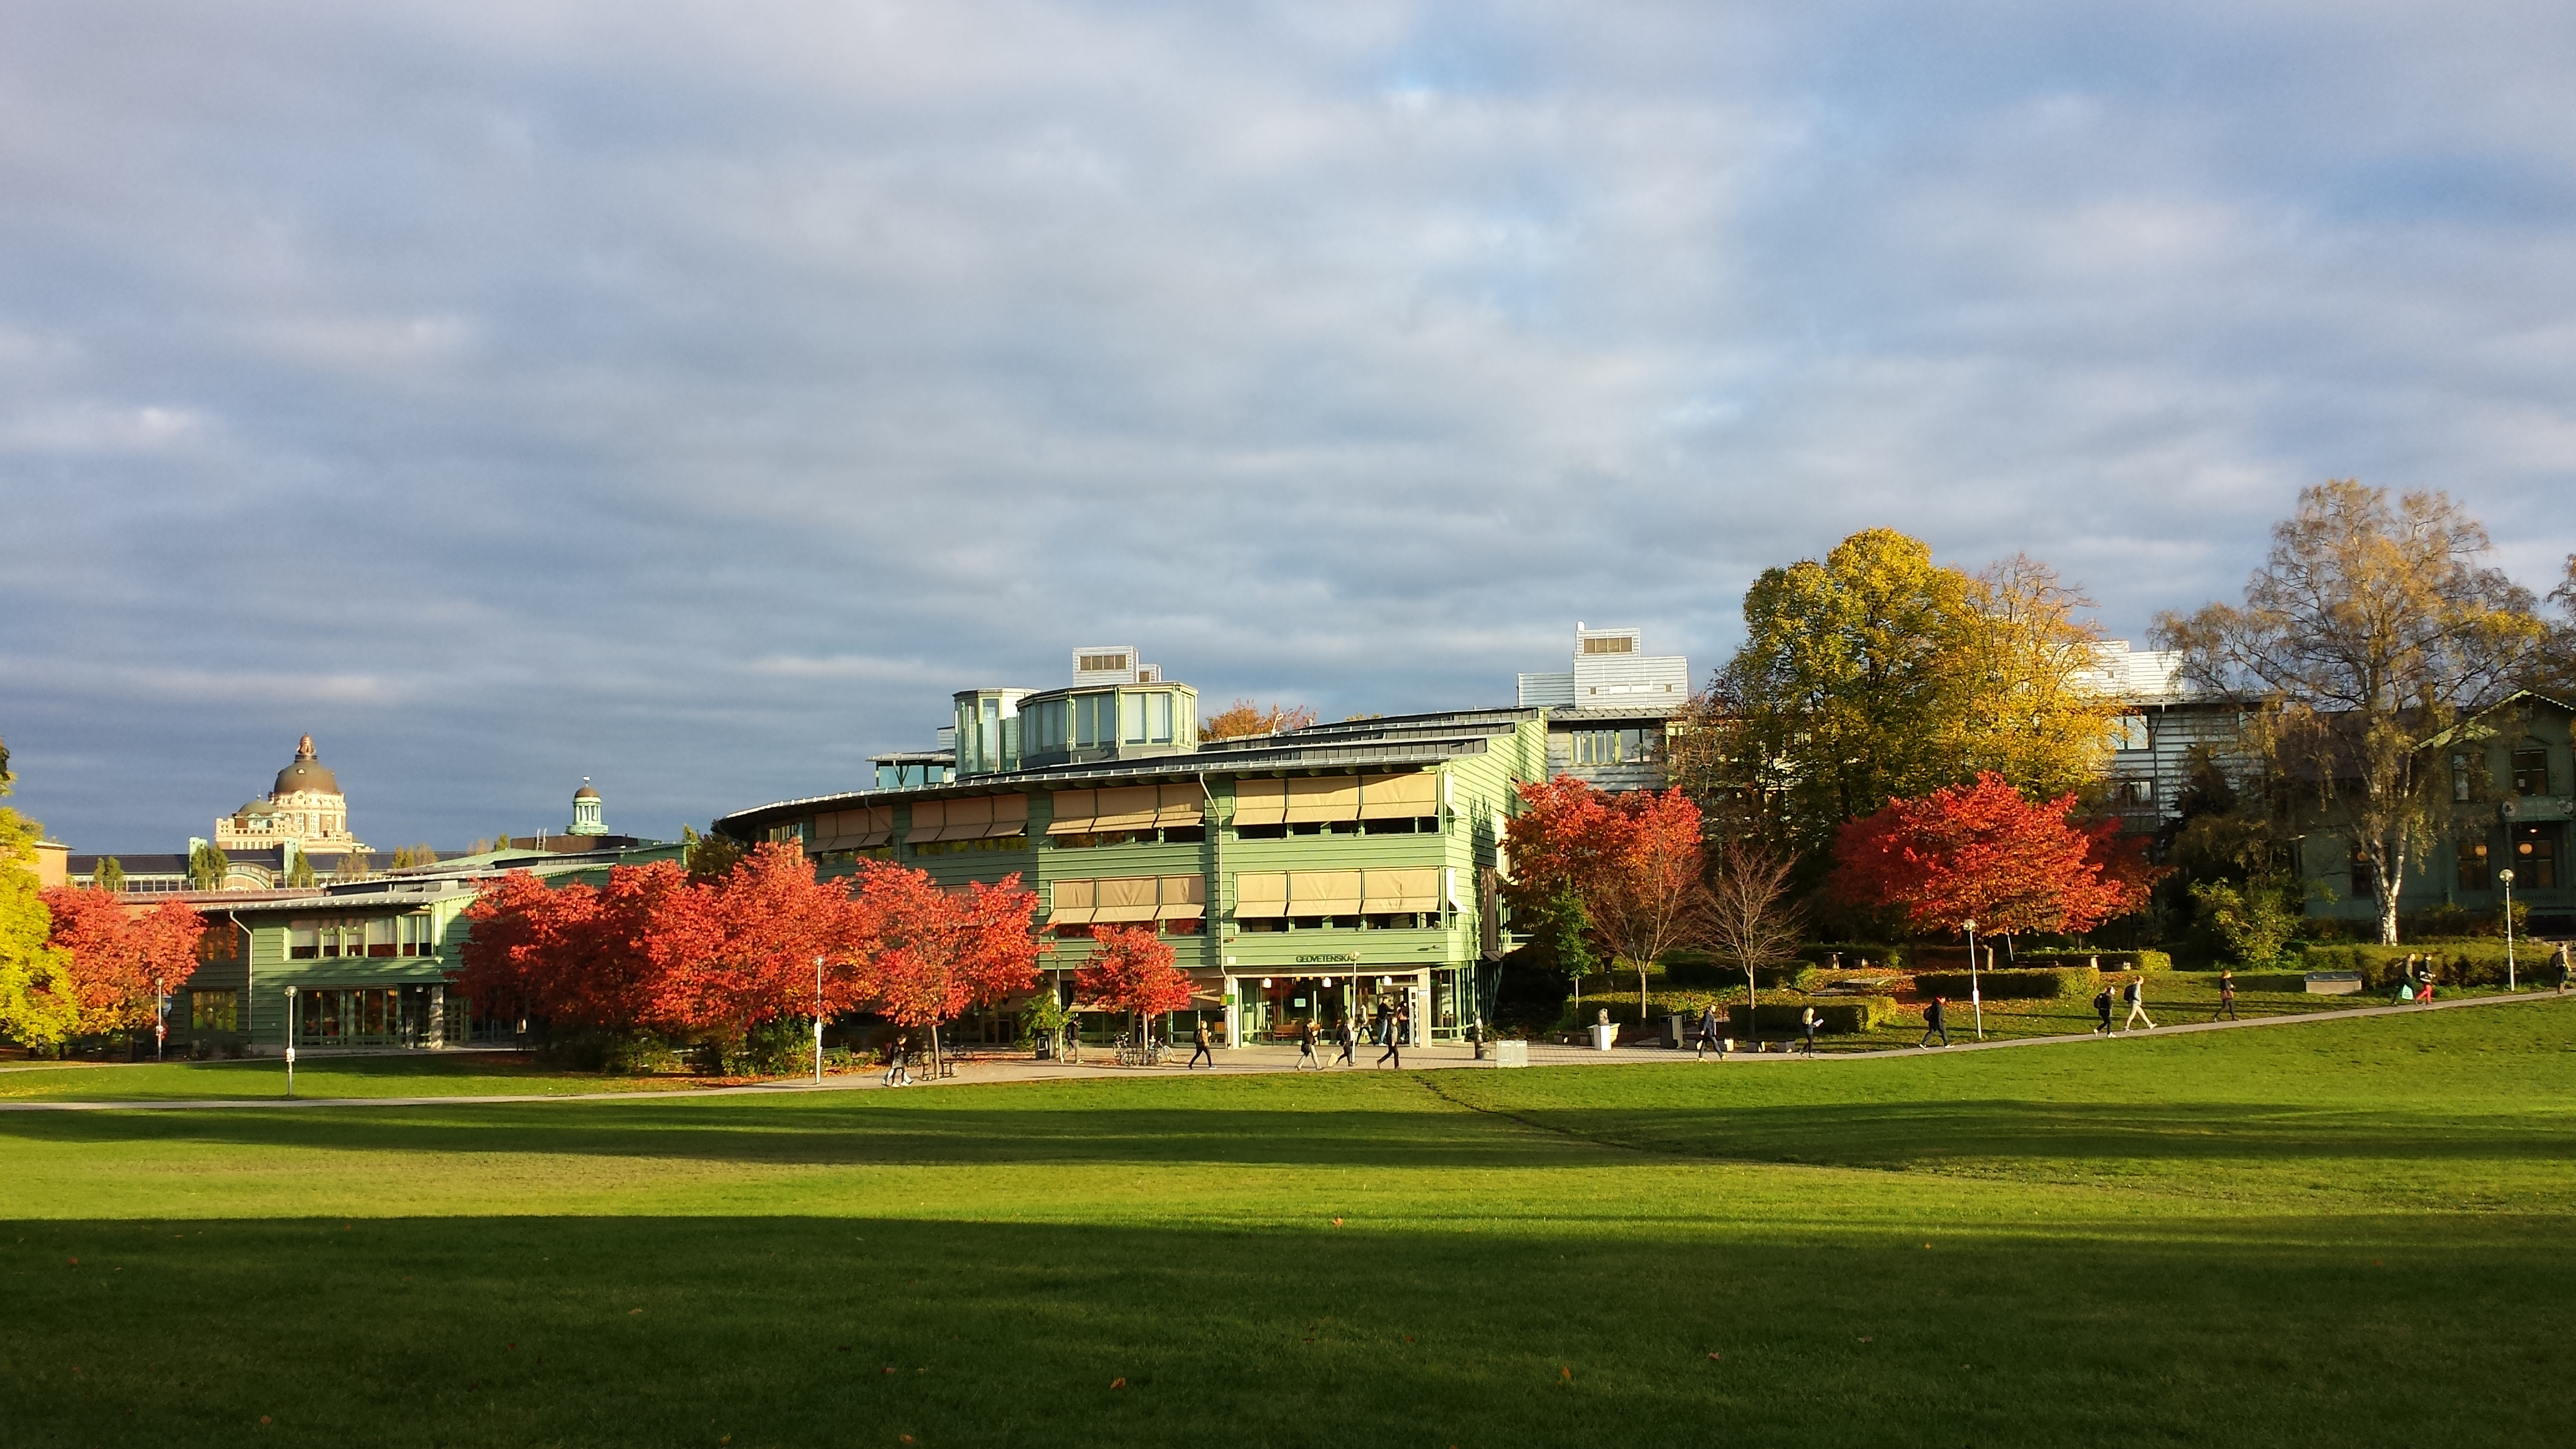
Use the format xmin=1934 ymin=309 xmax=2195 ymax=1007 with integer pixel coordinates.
xmin=1637 ymin=960 xmax=1649 ymax=1020
xmin=2376 ymin=833 xmax=2404 ymax=945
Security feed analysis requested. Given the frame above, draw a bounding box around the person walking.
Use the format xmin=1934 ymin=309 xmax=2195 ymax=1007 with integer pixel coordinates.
xmin=2556 ymin=944 xmax=2571 ymax=995
xmin=2092 ymin=983 xmax=2114 ymax=1035
xmin=1918 ymin=996 xmax=1949 ymax=1048
xmin=1334 ymin=1017 xmax=1356 ymax=1068
xmin=2120 ymin=975 xmax=2155 ymax=1033
xmin=1188 ymin=1020 xmax=1214 ymax=1070
xmin=1379 ymin=1010 xmax=1405 ymax=1070
xmin=882 ymin=1035 xmax=909 ymax=1087
xmin=2216 ymin=968 xmax=2239 ymax=1022
xmin=1798 ymin=1006 xmax=1819 ymax=1055
xmin=1694 ymin=1004 xmax=1724 ymax=1060
xmin=1294 ymin=1018 xmax=1320 ymax=1070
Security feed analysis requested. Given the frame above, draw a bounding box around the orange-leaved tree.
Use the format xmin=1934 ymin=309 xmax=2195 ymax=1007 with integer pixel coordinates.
xmin=1504 ymin=778 xmax=1712 ymax=1018
xmin=1073 ymin=924 xmax=1193 ymax=1039
xmin=1200 ymin=700 xmax=1317 ymax=740
xmin=849 ymin=859 xmax=1042 ymax=1064
xmin=1830 ymin=773 xmax=2157 ymax=955
xmin=39 ymin=888 xmax=205 ymax=1042
xmin=686 ymin=842 xmax=874 ymax=1045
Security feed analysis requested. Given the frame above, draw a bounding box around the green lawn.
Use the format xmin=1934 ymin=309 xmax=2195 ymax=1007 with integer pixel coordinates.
xmin=5 ymin=1000 xmax=2572 ymax=1448
xmin=0 ymin=1051 xmax=775 ymax=1101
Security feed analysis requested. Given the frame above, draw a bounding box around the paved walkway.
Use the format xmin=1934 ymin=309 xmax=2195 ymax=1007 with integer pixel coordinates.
xmin=2 ymin=988 xmax=2566 ymax=1113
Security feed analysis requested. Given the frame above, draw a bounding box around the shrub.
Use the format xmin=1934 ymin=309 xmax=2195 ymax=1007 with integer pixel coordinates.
xmin=1727 ymin=996 xmax=1898 ymax=1036
xmin=2298 ymin=941 xmax=2539 ymax=989
xmin=1910 ymin=967 xmax=2099 ymax=1002
xmin=2014 ymin=948 xmax=2171 ymax=972
xmin=1661 ymin=952 xmax=1818 ymax=990
xmin=1795 ymin=942 xmax=1905 ymax=972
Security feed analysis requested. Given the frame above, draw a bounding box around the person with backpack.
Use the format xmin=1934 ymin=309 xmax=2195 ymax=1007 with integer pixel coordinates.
xmin=2092 ymin=984 xmax=2114 ymax=1035
xmin=1695 ymin=1004 xmax=1725 ymax=1060
xmin=1294 ymin=1018 xmax=1320 ymax=1070
xmin=2120 ymin=975 xmax=2154 ymax=1033
xmin=882 ymin=1035 xmax=910 ymax=1087
xmin=1334 ymin=1017 xmax=1357 ymax=1068
xmin=1380 ymin=1008 xmax=1405 ymax=1070
xmin=1188 ymin=1020 xmax=1214 ymax=1070
xmin=2216 ymin=968 xmax=2239 ymax=1022
xmin=1918 ymin=996 xmax=1949 ymax=1048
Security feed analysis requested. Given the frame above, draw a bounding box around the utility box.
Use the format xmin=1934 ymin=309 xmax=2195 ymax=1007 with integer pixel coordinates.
xmin=1492 ymin=1040 xmax=1530 ymax=1068
xmin=2305 ymin=972 xmax=2363 ymax=995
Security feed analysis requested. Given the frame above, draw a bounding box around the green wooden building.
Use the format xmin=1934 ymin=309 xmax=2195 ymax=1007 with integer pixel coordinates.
xmin=172 ymin=842 xmax=683 ymax=1055
xmin=717 ymin=651 xmax=1548 ymax=1048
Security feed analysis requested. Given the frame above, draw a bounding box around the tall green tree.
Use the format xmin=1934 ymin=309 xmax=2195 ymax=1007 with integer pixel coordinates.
xmin=1678 ymin=530 xmax=2119 ymax=874
xmin=2157 ymin=482 xmax=2542 ymax=945
xmin=0 ymin=771 xmax=77 ymax=1052
xmin=185 ymin=844 xmax=226 ymax=891
xmin=93 ymin=857 xmax=129 ymax=892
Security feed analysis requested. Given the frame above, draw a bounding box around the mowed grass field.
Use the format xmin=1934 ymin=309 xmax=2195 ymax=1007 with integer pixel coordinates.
xmin=6 ymin=1002 xmax=2573 ymax=1448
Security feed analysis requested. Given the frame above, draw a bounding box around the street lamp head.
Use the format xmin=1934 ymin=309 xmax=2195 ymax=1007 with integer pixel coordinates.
xmin=2499 ymin=868 xmax=2515 ymax=885
xmin=1962 ymin=919 xmax=1976 ymax=934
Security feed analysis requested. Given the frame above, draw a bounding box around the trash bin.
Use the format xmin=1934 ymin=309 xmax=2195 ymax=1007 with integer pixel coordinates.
xmin=1589 ymin=1022 xmax=1618 ymax=1051
xmin=1662 ymin=1014 xmax=1686 ymax=1049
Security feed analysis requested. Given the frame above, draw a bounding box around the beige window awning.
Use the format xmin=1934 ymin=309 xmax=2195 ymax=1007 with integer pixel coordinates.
xmin=1288 ymin=869 xmax=1362 ymax=915
xmin=908 ymin=795 xmax=1028 ymax=843
xmin=1090 ymin=786 xmax=1161 ymax=832
xmin=1359 ymin=772 xmax=1439 ymax=819
xmin=1153 ymin=784 xmax=1204 ymax=828
xmin=1055 ymin=873 xmax=1208 ymax=924
xmin=1158 ymin=873 xmax=1206 ymax=919
xmin=814 ymin=805 xmax=895 ymax=851
xmin=1231 ymin=778 xmax=1287 ymax=828
xmin=1362 ymin=867 xmax=1442 ymax=913
xmin=1234 ymin=870 xmax=1287 ymax=918
xmin=1053 ymin=784 xmax=1203 ymax=834
xmin=1284 ymin=775 xmax=1362 ymax=824
xmin=1092 ymin=875 xmax=1161 ymax=922
xmin=1050 ymin=878 xmax=1096 ymax=925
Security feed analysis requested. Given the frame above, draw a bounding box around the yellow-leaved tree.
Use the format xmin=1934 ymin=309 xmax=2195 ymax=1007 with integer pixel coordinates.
xmin=0 ymin=738 xmax=79 ymax=1051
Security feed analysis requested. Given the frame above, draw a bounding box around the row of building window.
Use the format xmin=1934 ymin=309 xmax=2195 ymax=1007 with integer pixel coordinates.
xmin=2453 ymin=746 xmax=2560 ymax=801
xmin=286 ymin=916 xmax=440 ymax=960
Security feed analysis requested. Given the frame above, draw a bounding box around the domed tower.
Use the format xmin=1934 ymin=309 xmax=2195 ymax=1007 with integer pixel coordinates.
xmin=567 ymin=778 xmax=607 ymax=837
xmin=217 ymin=734 xmax=366 ymax=856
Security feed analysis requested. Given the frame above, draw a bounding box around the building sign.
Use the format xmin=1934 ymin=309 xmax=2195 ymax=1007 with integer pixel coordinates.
xmin=1294 ymin=952 xmax=1360 ymax=964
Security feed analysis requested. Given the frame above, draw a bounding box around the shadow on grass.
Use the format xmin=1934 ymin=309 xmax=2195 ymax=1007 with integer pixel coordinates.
xmin=4 ymin=1081 xmax=2571 ymax=1180
xmin=4 ymin=1212 xmax=2572 ymax=1449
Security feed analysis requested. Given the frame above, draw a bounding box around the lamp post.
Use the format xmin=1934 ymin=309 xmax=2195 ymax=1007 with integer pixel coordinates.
xmin=283 ymin=986 xmax=298 ymax=1100
xmin=1963 ymin=919 xmax=1984 ymax=1041
xmin=813 ymin=955 xmax=826 ymax=1086
xmin=2499 ymin=869 xmax=2517 ymax=992
xmin=155 ymin=974 xmax=167 ymax=1061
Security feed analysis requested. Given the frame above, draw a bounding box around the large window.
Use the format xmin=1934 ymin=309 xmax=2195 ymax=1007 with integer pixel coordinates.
xmin=2458 ymin=836 xmax=2493 ymax=891
xmin=190 ymin=990 xmax=238 ymax=1032
xmin=2348 ymin=844 xmax=2378 ymax=900
xmin=2513 ymin=745 xmax=2552 ymax=797
xmin=1571 ymin=729 xmax=1653 ymax=767
xmin=2512 ymin=824 xmax=2559 ymax=889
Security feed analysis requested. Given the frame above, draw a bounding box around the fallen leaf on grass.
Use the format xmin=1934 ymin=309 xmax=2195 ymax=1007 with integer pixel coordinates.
xmin=629 ymin=1309 xmax=644 ymax=1315
xmin=1559 ymin=1367 xmax=1573 ymax=1383
xmin=1330 ymin=1217 xmax=1344 ymax=1227
xmin=1110 ymin=1378 xmax=1126 ymax=1390
xmin=260 ymin=1417 xmax=271 ymax=1425
xmin=882 ymin=1367 xmax=897 ymax=1375
xmin=1707 ymin=1352 xmax=1722 ymax=1361
xmin=1858 ymin=1337 xmax=1873 ymax=1343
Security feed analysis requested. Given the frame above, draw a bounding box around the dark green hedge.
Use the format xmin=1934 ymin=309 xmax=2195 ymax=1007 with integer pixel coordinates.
xmin=1910 ymin=967 xmax=2100 ymax=1001
xmin=2010 ymin=949 xmax=2172 ymax=972
xmin=2300 ymin=941 xmax=2549 ymax=988
xmin=1727 ymin=997 xmax=1898 ymax=1036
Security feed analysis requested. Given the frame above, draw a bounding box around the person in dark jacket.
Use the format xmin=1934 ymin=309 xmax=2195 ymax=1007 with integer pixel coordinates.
xmin=1798 ymin=1006 xmax=1819 ymax=1054
xmin=1379 ymin=1009 xmax=1405 ymax=1069
xmin=1188 ymin=1021 xmax=1214 ymax=1069
xmin=1694 ymin=1005 xmax=1724 ymax=1060
xmin=1334 ymin=1018 xmax=1356 ymax=1067
xmin=1294 ymin=1018 xmax=1320 ymax=1070
xmin=2092 ymin=985 xmax=2114 ymax=1035
xmin=882 ymin=1035 xmax=909 ymax=1087
xmin=1919 ymin=997 xmax=1949 ymax=1048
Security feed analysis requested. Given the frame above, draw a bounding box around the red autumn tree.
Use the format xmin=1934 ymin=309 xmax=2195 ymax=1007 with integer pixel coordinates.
xmin=849 ymin=860 xmax=1042 ymax=1053
xmin=1503 ymin=778 xmax=1712 ymax=1016
xmin=1830 ymin=772 xmax=2157 ymax=949
xmin=39 ymin=889 xmax=205 ymax=1040
xmin=678 ymin=842 xmax=873 ymax=1042
xmin=454 ymin=869 xmax=587 ymax=1029
xmin=1073 ymin=924 xmax=1193 ymax=1037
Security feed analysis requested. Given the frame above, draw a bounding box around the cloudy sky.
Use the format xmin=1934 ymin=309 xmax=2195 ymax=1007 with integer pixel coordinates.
xmin=2 ymin=1 xmax=2571 ymax=851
